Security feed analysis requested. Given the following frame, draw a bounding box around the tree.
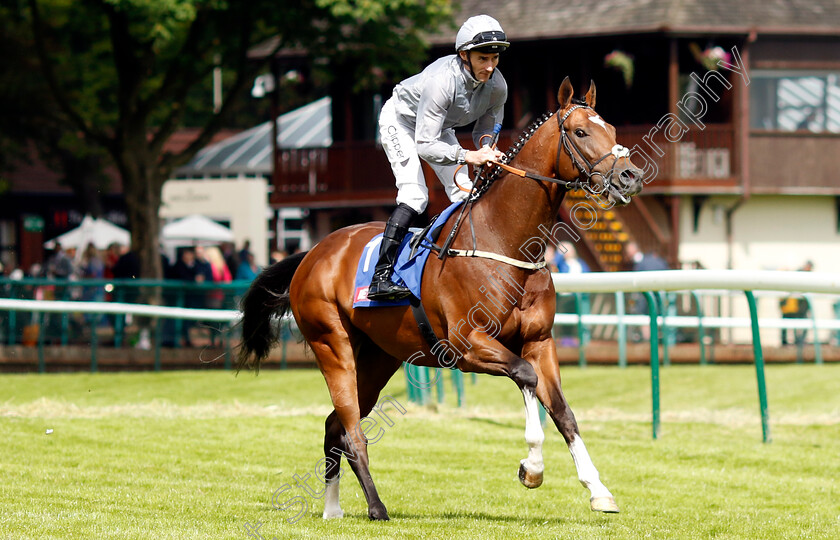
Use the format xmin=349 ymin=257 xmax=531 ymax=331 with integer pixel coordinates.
xmin=8 ymin=0 xmax=452 ymax=278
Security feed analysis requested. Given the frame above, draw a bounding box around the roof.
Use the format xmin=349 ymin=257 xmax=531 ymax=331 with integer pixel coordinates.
xmin=174 ymin=97 xmax=331 ymax=178
xmin=245 ymin=1 xmax=840 ymax=62
xmin=430 ymin=0 xmax=840 ymax=42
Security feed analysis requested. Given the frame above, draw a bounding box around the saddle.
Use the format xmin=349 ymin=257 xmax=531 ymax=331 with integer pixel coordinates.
xmin=352 ymin=201 xmax=463 ymax=309
xmin=352 ymin=202 xmax=466 ymax=351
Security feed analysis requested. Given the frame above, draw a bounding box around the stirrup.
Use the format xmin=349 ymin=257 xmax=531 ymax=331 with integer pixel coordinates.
xmin=368 ymin=279 xmax=412 ymax=301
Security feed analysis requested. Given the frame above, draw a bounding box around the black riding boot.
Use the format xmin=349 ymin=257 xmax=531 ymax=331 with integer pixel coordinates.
xmin=368 ymin=203 xmax=418 ymax=301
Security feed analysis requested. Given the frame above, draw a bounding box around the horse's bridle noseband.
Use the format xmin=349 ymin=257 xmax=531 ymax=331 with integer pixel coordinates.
xmin=555 ymin=104 xmax=630 ymax=195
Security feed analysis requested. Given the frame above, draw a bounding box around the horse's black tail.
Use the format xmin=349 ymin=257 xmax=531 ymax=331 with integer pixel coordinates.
xmin=237 ymin=251 xmax=308 ymax=371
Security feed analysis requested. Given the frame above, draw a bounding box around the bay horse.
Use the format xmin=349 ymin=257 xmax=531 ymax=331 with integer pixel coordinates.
xmin=238 ymin=77 xmax=645 ymax=521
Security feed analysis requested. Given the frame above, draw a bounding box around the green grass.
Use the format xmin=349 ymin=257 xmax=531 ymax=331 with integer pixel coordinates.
xmin=1 ymin=366 xmax=839 ymax=539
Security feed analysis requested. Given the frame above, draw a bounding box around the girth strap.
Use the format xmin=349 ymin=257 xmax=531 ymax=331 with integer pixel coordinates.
xmin=409 ymin=296 xmax=442 ymax=351
xmin=445 ymin=249 xmax=547 ymax=270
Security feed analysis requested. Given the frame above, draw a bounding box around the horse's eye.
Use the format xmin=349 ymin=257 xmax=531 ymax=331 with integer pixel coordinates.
xmin=575 ymin=129 xmax=587 ymax=138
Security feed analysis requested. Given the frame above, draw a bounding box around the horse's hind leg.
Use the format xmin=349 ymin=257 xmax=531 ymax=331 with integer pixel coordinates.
xmin=315 ymin=334 xmax=401 ymax=521
xmin=526 ymin=338 xmax=619 ymax=513
xmin=321 ymin=411 xmax=345 ymax=519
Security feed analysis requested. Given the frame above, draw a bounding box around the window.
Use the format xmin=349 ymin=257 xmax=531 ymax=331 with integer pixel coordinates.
xmin=750 ymin=71 xmax=840 ymax=133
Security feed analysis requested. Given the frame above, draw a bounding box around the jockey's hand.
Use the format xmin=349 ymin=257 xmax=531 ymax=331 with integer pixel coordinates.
xmin=465 ymin=146 xmax=504 ymax=167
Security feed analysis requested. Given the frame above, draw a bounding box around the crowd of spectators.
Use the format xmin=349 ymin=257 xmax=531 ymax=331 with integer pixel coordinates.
xmin=0 ymin=239 xmax=295 ymax=348
xmin=0 ymin=239 xmax=288 ymax=307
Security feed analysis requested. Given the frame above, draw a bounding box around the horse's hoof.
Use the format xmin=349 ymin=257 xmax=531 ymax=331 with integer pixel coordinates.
xmin=590 ymin=496 xmax=620 ymax=513
xmin=322 ymin=509 xmax=343 ymax=519
xmin=368 ymin=504 xmax=390 ymax=521
xmin=518 ymin=460 xmax=544 ymax=489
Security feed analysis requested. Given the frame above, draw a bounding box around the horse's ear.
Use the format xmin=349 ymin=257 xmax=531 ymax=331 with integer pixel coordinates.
xmin=585 ymin=80 xmax=596 ymax=108
xmin=557 ymin=77 xmax=573 ymax=109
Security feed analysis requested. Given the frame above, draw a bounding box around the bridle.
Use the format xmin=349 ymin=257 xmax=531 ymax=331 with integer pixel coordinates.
xmin=436 ymin=104 xmax=631 ymax=263
xmin=491 ymin=104 xmax=631 ymax=196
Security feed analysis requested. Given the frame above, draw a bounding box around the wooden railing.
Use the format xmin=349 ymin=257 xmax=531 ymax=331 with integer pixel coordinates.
xmin=270 ymin=124 xmax=738 ymax=206
xmin=614 ymin=123 xmax=738 ymax=190
xmin=271 ymin=142 xmax=395 ymax=205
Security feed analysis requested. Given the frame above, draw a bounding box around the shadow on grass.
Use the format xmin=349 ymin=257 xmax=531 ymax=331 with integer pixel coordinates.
xmin=465 ymin=416 xmax=522 ymax=431
xmin=334 ymin=509 xmax=610 ymax=526
xmin=300 ymin=504 xmax=615 ymax=526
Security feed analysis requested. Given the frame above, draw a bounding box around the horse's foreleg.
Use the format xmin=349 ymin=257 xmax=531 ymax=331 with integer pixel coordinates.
xmin=567 ymin=433 xmax=618 ymax=512
xmin=456 ymin=335 xmax=545 ymax=488
xmin=527 ymin=339 xmax=619 ymax=513
xmin=518 ymin=385 xmax=546 ymax=488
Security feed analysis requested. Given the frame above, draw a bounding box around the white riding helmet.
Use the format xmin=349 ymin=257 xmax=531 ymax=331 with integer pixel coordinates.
xmin=455 ymin=15 xmax=509 ymax=53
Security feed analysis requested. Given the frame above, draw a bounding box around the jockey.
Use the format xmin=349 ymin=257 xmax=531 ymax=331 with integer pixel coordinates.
xmin=368 ymin=14 xmax=510 ymax=300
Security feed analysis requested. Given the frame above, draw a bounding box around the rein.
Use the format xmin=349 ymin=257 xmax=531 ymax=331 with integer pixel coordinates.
xmin=434 ymin=104 xmax=628 ymax=270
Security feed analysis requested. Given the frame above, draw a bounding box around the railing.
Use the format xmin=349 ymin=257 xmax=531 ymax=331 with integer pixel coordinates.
xmin=0 ymin=278 xmax=251 ymax=350
xmin=552 ymin=270 xmax=840 ymax=443
xmin=270 ymin=125 xmax=737 ymax=205
xmin=4 ymin=270 xmax=840 ymax=442
xmin=615 ymin=123 xmax=737 ymax=186
xmin=272 ymin=142 xmax=395 ymax=204
xmin=0 ymin=297 xmax=240 ymax=372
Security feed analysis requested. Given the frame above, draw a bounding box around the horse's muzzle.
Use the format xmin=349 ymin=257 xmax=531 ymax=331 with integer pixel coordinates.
xmin=618 ymin=167 xmax=644 ymax=196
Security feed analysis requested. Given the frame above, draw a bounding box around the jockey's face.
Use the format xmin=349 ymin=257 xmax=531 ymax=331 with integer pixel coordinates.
xmin=460 ymin=50 xmax=500 ymax=82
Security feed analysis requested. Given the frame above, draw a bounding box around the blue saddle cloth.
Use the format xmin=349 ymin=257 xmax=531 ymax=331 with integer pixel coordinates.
xmin=352 ymin=201 xmax=463 ymax=308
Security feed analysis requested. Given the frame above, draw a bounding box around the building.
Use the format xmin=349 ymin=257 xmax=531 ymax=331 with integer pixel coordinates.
xmin=257 ymin=0 xmax=839 ymax=279
xmin=169 ymin=97 xmax=334 ymax=260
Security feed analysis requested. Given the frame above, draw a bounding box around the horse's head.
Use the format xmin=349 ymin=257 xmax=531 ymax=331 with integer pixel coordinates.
xmin=554 ymin=77 xmax=644 ymax=206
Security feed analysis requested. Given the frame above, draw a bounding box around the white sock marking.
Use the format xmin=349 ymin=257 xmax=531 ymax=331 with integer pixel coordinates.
xmin=521 ymin=388 xmax=545 ymax=473
xmin=322 ymin=477 xmax=343 ymax=519
xmin=568 ymin=436 xmax=613 ymax=499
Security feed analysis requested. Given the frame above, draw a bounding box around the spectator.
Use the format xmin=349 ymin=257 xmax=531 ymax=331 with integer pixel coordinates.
xmin=557 ymin=242 xmax=590 ymax=274
xmin=624 ymin=241 xmax=669 ymax=341
xmin=80 ymin=243 xmax=105 ymax=310
xmin=103 ymin=242 xmax=124 ymax=279
xmin=625 ymin=241 xmax=669 ymax=273
xmin=235 ymin=252 xmax=259 ymax=282
xmin=172 ymin=248 xmax=199 ymax=283
xmin=28 ymin=263 xmax=43 ymax=278
xmin=46 ymin=242 xmax=75 ymax=280
xmin=204 ymin=246 xmax=232 ymax=309
xmin=112 ymin=250 xmax=141 ymax=280
xmin=172 ymin=249 xmax=202 ymax=347
xmin=193 ymin=246 xmax=214 ymax=284
xmin=221 ymin=242 xmax=239 ymax=278
xmin=270 ymin=249 xmax=287 ymax=266
xmin=780 ymin=261 xmax=813 ymax=346
xmin=205 ymin=246 xmax=232 ymax=283
xmin=238 ymin=240 xmax=252 ymax=266
xmin=555 ymin=242 xmax=590 ymax=346
xmin=80 ymin=243 xmax=105 ymax=280
xmin=544 ymin=245 xmax=560 ymax=273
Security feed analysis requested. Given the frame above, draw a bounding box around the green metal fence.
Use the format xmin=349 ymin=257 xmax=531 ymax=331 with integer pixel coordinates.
xmin=4 ymin=271 xmax=840 ymax=442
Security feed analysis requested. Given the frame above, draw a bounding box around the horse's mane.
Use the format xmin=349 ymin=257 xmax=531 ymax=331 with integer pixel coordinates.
xmin=471 ymin=110 xmax=554 ymax=200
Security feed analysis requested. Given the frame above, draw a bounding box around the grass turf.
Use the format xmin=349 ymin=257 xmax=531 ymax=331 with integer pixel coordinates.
xmin=1 ymin=365 xmax=839 ymax=539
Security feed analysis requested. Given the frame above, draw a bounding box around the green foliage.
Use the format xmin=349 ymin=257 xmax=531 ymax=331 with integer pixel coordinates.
xmin=12 ymin=0 xmax=453 ymax=139
xmin=0 ymin=0 xmax=454 ymax=276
